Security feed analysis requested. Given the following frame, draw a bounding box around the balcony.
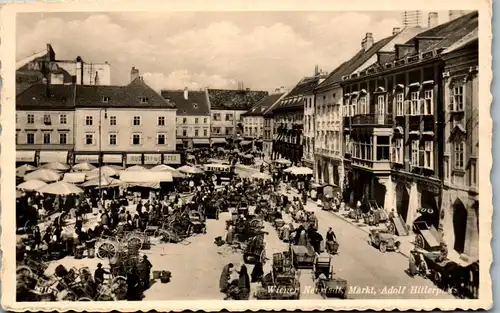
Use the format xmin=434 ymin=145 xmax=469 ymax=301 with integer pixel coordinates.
xmin=352 ymin=157 xmax=391 ymax=173
xmin=352 ymin=113 xmax=392 ymax=126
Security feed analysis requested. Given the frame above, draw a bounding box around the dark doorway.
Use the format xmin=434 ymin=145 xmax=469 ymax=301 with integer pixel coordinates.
xmin=317 ymin=160 xmax=322 ymax=182
xmin=396 ymin=182 xmax=409 ymax=222
xmin=415 ymin=190 xmax=440 ymax=228
xmin=453 ymin=199 xmax=468 ymax=254
xmin=373 ymin=179 xmax=386 ymax=209
xmin=323 ymin=162 xmax=330 ymax=184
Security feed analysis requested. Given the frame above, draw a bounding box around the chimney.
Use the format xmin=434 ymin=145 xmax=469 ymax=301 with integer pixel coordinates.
xmin=184 ymin=87 xmax=188 ymax=100
xmin=361 ymin=33 xmax=374 ymax=51
xmin=314 ymin=65 xmax=319 ymax=77
xmin=75 ymin=56 xmax=83 ymax=85
xmin=449 ymin=10 xmax=465 ymax=21
xmin=130 ymin=66 xmax=140 ymax=82
xmin=94 ymin=71 xmax=100 ymax=85
xmin=392 ymin=27 xmax=401 ymax=35
xmin=428 ymin=12 xmax=439 ymax=28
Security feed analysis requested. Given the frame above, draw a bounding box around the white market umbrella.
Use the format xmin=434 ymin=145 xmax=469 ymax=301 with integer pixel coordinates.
xmin=151 ymin=164 xmax=177 ymax=172
xmin=41 ymin=162 xmax=70 ymax=171
xmin=284 ymin=166 xmax=300 ymax=173
xmin=177 ymin=165 xmax=204 ymax=175
xmin=16 ymin=164 xmax=37 ymax=177
xmin=275 ymin=158 xmax=292 ymax=165
xmin=126 ymin=165 xmax=148 ymax=172
xmin=37 ymin=181 xmax=84 ymax=195
xmin=289 ymin=166 xmax=313 ymax=175
xmin=24 ymin=169 xmax=61 ymax=182
xmin=252 ymin=172 xmax=272 ymax=181
xmin=81 ymin=175 xmax=124 ymax=188
xmin=72 ymin=162 xmax=96 ymax=171
xmin=17 ymin=179 xmax=47 ymax=191
xmin=88 ymin=166 xmax=119 ymax=178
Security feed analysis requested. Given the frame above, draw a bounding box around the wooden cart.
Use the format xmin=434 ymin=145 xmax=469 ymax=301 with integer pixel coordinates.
xmin=290 ymin=244 xmax=315 ymax=269
xmin=368 ymin=228 xmax=401 ymax=253
xmin=243 ymin=235 xmax=266 ymax=264
xmin=314 ymin=253 xmax=348 ymax=299
xmin=413 ymin=221 xmax=442 ymax=252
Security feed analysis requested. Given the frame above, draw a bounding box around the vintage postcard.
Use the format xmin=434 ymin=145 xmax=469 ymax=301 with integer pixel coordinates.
xmin=0 ymin=0 xmax=493 ymax=311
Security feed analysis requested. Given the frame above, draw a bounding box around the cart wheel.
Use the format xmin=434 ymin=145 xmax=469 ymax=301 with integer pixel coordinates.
xmin=387 ymin=222 xmax=396 ymax=234
xmin=415 ymin=234 xmax=425 ymax=249
xmin=16 ymin=265 xmax=33 ymax=278
xmin=379 ymin=242 xmax=387 ymax=253
xmin=127 ymin=236 xmax=143 ymax=251
xmin=78 ymin=297 xmax=93 ymax=301
xmin=24 ymin=220 xmax=34 ymax=233
xmin=96 ymin=241 xmax=118 ymax=259
xmin=111 ymin=276 xmax=128 ymax=300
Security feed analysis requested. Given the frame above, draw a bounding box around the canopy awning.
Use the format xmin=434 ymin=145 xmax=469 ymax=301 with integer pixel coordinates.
xmin=119 ymin=170 xmax=173 ymax=183
xmin=103 ymin=154 xmax=123 ymax=164
xmin=16 ymin=150 xmax=36 ymax=162
xmin=62 ymin=172 xmax=87 ymax=183
xmin=240 ymin=140 xmax=252 ymax=145
xmin=211 ymin=137 xmax=227 ymax=144
xmin=193 ymin=138 xmax=210 ymax=145
xmin=75 ymin=154 xmax=99 ymax=164
xmin=176 ymin=139 xmax=183 ymax=145
xmin=39 ymin=151 xmax=68 ymax=164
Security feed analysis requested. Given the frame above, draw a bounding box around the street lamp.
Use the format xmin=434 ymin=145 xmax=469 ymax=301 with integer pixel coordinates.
xmin=98 ymin=108 xmax=108 ymax=203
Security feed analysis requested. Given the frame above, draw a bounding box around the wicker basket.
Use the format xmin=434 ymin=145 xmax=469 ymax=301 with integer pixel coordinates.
xmin=160 ymin=277 xmax=170 ymax=283
xmin=152 ymin=271 xmax=161 ymax=279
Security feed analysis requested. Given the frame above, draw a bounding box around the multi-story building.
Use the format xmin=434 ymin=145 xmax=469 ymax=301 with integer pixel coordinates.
xmin=242 ymin=92 xmax=285 ymax=151
xmin=441 ymin=27 xmax=479 ymax=260
xmin=16 ymin=84 xmax=76 ymax=166
xmin=16 ymin=44 xmax=111 ymax=94
xmin=74 ymin=75 xmax=178 ymax=167
xmin=340 ymin=12 xmax=477 ymax=241
xmin=162 ymin=88 xmax=211 ymax=150
xmin=207 ymin=88 xmax=268 ymax=148
xmin=263 ymin=93 xmax=287 ymax=159
xmin=315 ymin=24 xmax=428 ymax=190
xmin=272 ymin=70 xmax=325 ymax=164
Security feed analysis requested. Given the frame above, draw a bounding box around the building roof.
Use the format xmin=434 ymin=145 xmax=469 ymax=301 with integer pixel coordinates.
xmin=315 ymin=35 xmax=396 ymax=90
xmin=207 ymin=89 xmax=269 ymax=110
xmin=442 ymin=27 xmax=478 ymax=54
xmin=17 ymin=78 xmax=173 ymax=110
xmin=161 ymin=90 xmax=210 ymax=116
xmin=242 ymin=93 xmax=284 ymax=117
xmin=273 ymin=76 xmax=321 ymax=112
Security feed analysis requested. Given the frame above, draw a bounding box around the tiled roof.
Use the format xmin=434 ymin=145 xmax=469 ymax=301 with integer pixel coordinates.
xmin=161 ymin=90 xmax=210 ymax=116
xmin=442 ymin=27 xmax=478 ymax=54
xmin=207 ymin=89 xmax=269 ymax=110
xmin=17 ymin=78 xmax=174 ymax=110
xmin=315 ymin=35 xmax=396 ymax=90
xmin=16 ymin=84 xmax=76 ymax=110
xmin=242 ymin=93 xmax=284 ymax=117
xmin=273 ymin=77 xmax=320 ymax=112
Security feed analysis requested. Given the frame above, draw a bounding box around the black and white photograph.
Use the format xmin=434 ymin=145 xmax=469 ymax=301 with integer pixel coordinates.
xmin=0 ymin=1 xmax=492 ymax=311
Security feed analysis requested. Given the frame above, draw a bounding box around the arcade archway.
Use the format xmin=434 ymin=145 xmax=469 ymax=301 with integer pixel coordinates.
xmin=395 ymin=182 xmax=409 ymax=222
xmin=453 ymin=198 xmax=468 ymax=254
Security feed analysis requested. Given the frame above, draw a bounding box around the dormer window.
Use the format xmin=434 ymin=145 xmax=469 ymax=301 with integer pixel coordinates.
xmin=102 ymin=96 xmax=110 ymax=103
xmin=192 ymin=103 xmax=198 ymax=109
xmin=140 ymin=97 xmax=149 ymax=104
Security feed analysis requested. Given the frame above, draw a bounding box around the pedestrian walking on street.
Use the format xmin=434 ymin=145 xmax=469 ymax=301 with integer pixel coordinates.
xmin=238 ymin=265 xmax=251 ymax=300
xmin=94 ymin=263 xmax=109 ymax=288
xmin=140 ymin=255 xmax=153 ymax=290
xmin=219 ymin=263 xmax=234 ymax=293
xmin=251 ymin=261 xmax=264 ymax=283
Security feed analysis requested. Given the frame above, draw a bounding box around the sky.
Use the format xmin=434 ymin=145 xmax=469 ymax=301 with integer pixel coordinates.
xmin=16 ymin=11 xmax=450 ymax=92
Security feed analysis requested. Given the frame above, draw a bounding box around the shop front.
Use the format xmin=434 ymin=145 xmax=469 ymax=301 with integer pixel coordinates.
xmin=103 ymin=154 xmax=124 ymax=167
xmin=74 ymin=154 xmax=100 ymax=166
xmin=176 ymin=139 xmax=184 ymax=151
xmin=192 ymin=138 xmax=210 ymax=148
xmin=163 ymin=153 xmax=181 ymax=165
xmin=254 ymin=139 xmax=263 ymax=151
xmin=16 ymin=150 xmax=38 ymax=166
xmin=126 ymin=153 xmax=143 ymax=166
xmin=210 ymin=137 xmax=227 ymax=147
xmin=39 ymin=150 xmax=70 ymax=165
xmin=143 ymin=153 xmax=162 ymax=166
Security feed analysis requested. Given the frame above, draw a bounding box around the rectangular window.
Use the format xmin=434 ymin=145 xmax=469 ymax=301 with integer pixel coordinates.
xmin=86 ymin=116 xmax=93 ymax=126
xmin=182 ymin=129 xmax=187 ymax=137
xmin=43 ymin=114 xmax=51 ymax=124
xmin=183 ymin=118 xmax=187 ymax=124
xmin=376 ymin=136 xmax=390 ymax=161
xmin=109 ymin=116 xmax=117 ymax=126
xmin=43 ymin=133 xmax=51 ymax=144
xmin=411 ymin=140 xmax=419 ymax=166
xmin=204 ymin=128 xmax=208 ymax=137
xmin=410 ymin=91 xmax=419 ymax=115
xmin=109 ymin=134 xmax=117 ymax=145
xmin=204 ymin=118 xmax=208 ymax=124
xmin=59 ymin=114 xmax=67 ymax=124
xmin=213 ymin=113 xmax=221 ymax=121
xmin=392 ymin=138 xmax=403 ymax=164
xmin=27 ymin=114 xmax=34 ymax=124
xmin=226 ymin=114 xmax=233 ymax=121
xmin=424 ymin=141 xmax=434 ymax=169
xmin=195 ymin=118 xmax=199 ymax=124
xmin=424 ymin=89 xmax=433 ymax=115
xmin=157 ymin=134 xmax=165 ymax=145
xmin=133 ymin=116 xmax=141 ymax=126
xmin=226 ymin=127 xmax=233 ymax=135
xmin=396 ymin=93 xmax=404 ymax=116
xmin=377 ymin=95 xmax=385 ymax=124
xmin=351 ymin=99 xmax=357 ymax=116
xmin=358 ymin=96 xmax=367 ymax=115
xmin=158 ymin=116 xmax=165 ymax=126
xmin=85 ymin=134 xmax=93 ymax=145
xmin=194 ymin=129 xmax=199 ymax=137
xmin=27 ymin=133 xmax=35 ymax=144
xmin=453 ymin=86 xmax=464 ymax=111
xmin=454 ymin=141 xmax=465 ymax=169
xmin=59 ymin=133 xmax=67 ymax=144
xmin=132 ymin=134 xmax=141 ymax=145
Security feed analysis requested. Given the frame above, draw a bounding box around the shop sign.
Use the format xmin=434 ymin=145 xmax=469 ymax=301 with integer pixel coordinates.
xmin=16 ymin=151 xmax=36 ymax=162
xmin=103 ymin=154 xmax=123 ymax=164
xmin=75 ymin=154 xmax=99 ymax=163
xmin=28 ymin=61 xmax=60 ymax=72
xmin=163 ymin=153 xmax=181 ymax=165
xmin=126 ymin=154 xmax=142 ymax=165
xmin=144 ymin=154 xmax=162 ymax=165
xmin=39 ymin=151 xmax=68 ymax=163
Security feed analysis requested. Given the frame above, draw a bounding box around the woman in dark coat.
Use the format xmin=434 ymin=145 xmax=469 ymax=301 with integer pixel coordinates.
xmin=238 ymin=265 xmax=251 ymax=300
xmin=251 ymin=261 xmax=264 ymax=283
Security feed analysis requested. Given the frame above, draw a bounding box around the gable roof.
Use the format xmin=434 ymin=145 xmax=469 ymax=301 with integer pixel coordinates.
xmin=161 ymin=90 xmax=210 ymax=116
xmin=315 ymin=35 xmax=396 ymax=91
xmin=17 ymin=78 xmax=173 ymax=110
xmin=273 ymin=76 xmax=320 ymax=112
xmin=442 ymin=27 xmax=478 ymax=54
xmin=242 ymin=93 xmax=284 ymax=117
xmin=207 ymin=89 xmax=269 ymax=110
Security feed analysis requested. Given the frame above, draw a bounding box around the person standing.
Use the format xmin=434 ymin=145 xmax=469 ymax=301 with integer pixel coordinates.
xmin=140 ymin=255 xmax=153 ymax=290
xmin=238 ymin=265 xmax=251 ymax=300
xmin=94 ymin=263 xmax=109 ymax=288
xmin=219 ymin=263 xmax=234 ymax=293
